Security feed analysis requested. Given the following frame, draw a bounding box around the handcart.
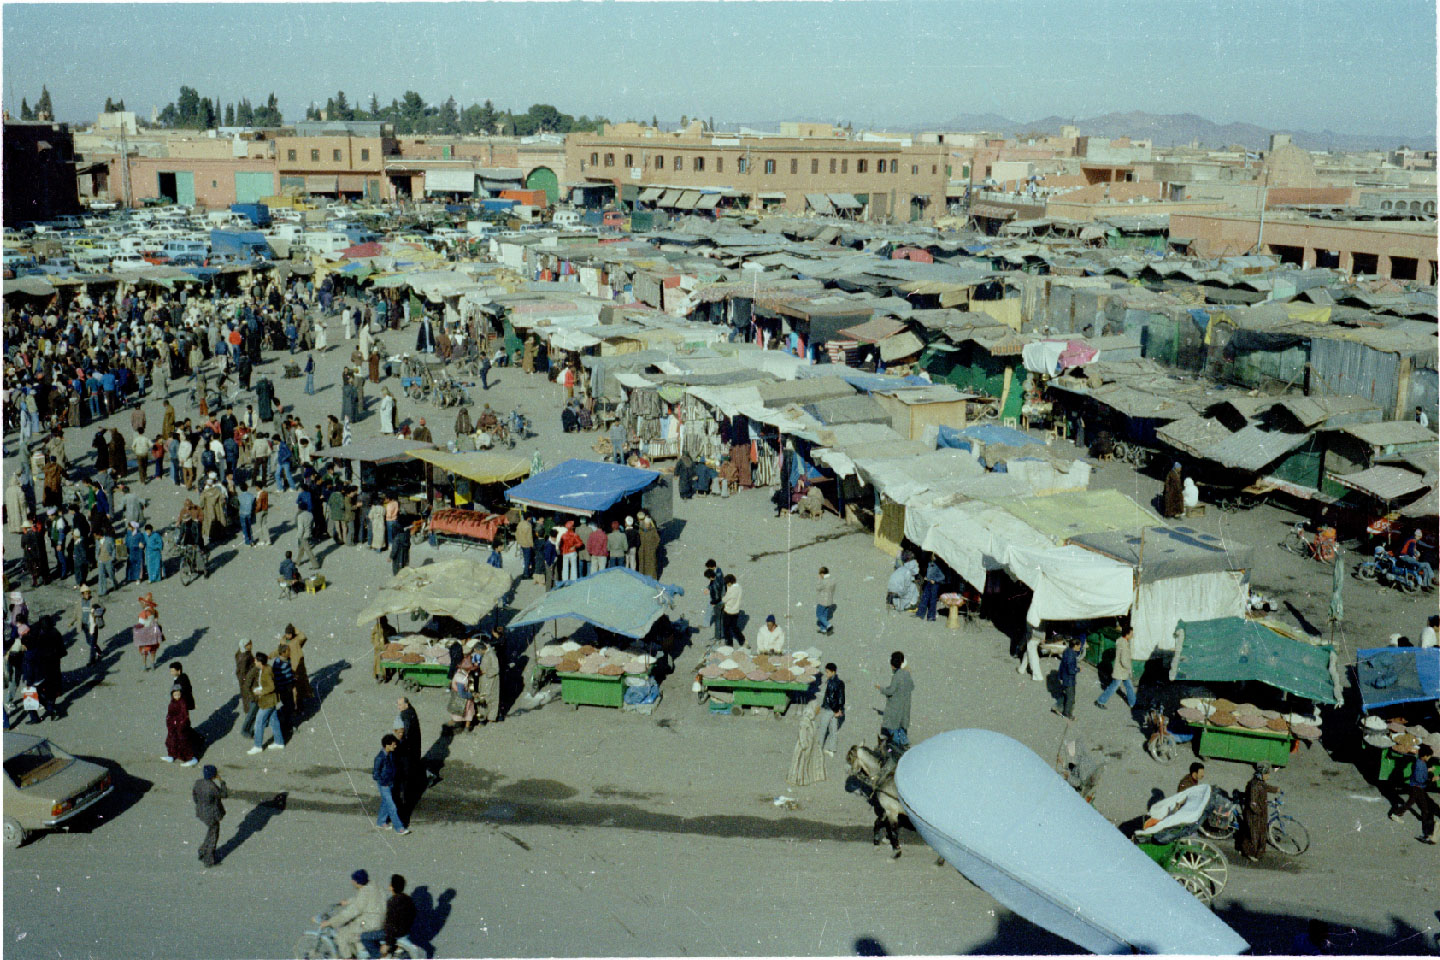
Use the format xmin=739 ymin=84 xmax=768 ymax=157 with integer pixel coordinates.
xmin=1133 ymin=785 xmax=1230 ymax=905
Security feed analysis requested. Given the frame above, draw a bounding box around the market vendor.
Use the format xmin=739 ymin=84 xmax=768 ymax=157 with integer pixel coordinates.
xmin=756 ymin=615 xmax=786 ymax=654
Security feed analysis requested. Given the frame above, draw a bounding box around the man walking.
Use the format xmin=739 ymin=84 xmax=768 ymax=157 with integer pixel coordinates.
xmin=66 ymin=585 xmax=105 ymax=665
xmin=192 ymin=764 xmax=228 ymax=868
xmin=819 ymin=662 xmax=845 ymax=756
xmin=1053 ymin=637 xmax=1082 ymax=721
xmin=876 ymin=651 xmax=913 ymax=751
xmin=1389 ymin=744 xmax=1438 ymax=845
xmin=1095 ymin=627 xmax=1137 ymax=711
xmin=295 ymin=506 xmax=319 ymax=569
xmin=515 ymin=512 xmax=535 ymax=580
xmin=917 ymin=556 xmax=944 ymax=622
xmin=246 ymin=652 xmax=285 ymax=754
xmin=816 ymin=567 xmax=836 ymax=636
xmin=372 ymin=734 xmax=411 ymax=834
xmin=704 ymin=561 xmax=725 ymax=642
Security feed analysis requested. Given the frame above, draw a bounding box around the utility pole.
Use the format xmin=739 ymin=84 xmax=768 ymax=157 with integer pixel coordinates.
xmin=119 ymin=119 xmax=133 ymax=209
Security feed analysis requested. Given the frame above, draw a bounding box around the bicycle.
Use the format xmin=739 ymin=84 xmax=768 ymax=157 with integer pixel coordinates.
xmin=1199 ymin=789 xmax=1310 ymax=855
xmin=293 ymin=904 xmax=419 ymax=959
xmin=1278 ymin=523 xmax=1335 ymax=562
xmin=1144 ymin=708 xmax=1178 ymax=763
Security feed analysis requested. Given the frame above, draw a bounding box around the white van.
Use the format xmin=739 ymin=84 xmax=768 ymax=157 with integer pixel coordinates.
xmin=298 ymin=232 xmax=353 ymax=257
xmin=550 ymin=208 xmax=581 ymax=228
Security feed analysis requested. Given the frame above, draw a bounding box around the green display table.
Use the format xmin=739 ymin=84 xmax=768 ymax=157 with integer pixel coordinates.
xmin=1373 ymin=747 xmax=1438 ymax=788
xmin=380 ymin=661 xmax=451 ymax=689
xmin=703 ymin=677 xmax=811 ymax=714
xmin=556 ymin=671 xmax=625 ymax=709
xmin=1197 ymin=723 xmax=1294 ymax=767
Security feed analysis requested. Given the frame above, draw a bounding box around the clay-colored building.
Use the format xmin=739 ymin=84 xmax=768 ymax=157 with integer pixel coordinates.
xmin=1171 ymin=211 xmax=1439 ymax=281
xmin=566 ymin=127 xmax=950 ymax=220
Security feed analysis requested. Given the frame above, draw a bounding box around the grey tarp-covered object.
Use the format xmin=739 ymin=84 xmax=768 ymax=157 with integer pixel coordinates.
xmin=355 ymin=557 xmax=513 ymax=626
xmin=508 ymin=566 xmax=683 ymax=639
xmin=1070 ymin=526 xmax=1254 ymax=582
xmin=326 ymin=438 xmax=435 ymax=465
xmin=1170 ymin=617 xmax=1342 ymax=705
xmin=1355 ymin=648 xmax=1440 ymax=712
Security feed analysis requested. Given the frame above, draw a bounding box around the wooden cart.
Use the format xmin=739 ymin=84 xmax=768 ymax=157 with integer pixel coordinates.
xmin=702 ymin=676 xmax=812 ymax=716
xmin=379 ymin=660 xmax=451 ymax=692
xmin=1196 ymin=722 xmax=1294 ymax=767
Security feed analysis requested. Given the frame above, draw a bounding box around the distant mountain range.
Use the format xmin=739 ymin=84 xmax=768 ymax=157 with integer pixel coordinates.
xmin=728 ymin=111 xmax=1435 ymax=152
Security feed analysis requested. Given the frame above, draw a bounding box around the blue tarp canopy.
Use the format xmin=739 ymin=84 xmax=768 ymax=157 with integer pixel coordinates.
xmin=937 ymin=423 xmax=1044 ymax=450
xmin=1356 ymin=647 xmax=1440 ymax=711
xmin=504 ymin=458 xmax=660 ymax=516
xmin=508 ymin=566 xmax=684 ymax=639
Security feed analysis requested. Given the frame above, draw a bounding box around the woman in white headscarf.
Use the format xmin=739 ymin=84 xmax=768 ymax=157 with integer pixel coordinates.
xmin=379 ymin=389 xmax=396 ymax=435
xmin=786 ymin=701 xmax=826 ymax=787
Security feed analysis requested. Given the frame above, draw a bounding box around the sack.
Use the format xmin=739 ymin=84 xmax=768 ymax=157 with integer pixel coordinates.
xmin=446 ymin=690 xmax=469 ymax=715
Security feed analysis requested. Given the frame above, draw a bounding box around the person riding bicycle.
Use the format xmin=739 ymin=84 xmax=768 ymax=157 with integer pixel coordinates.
xmin=176 ymin=503 xmax=205 ymax=574
xmin=376 ymin=873 xmax=418 ymax=958
xmin=322 ymin=869 xmax=385 ymax=959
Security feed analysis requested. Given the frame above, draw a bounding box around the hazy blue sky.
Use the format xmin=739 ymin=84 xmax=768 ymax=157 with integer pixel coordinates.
xmin=4 ymin=1 xmax=1435 ymax=136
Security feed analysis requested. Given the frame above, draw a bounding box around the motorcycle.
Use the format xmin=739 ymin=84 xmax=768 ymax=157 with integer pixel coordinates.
xmin=1354 ymin=548 xmax=1425 ymax=592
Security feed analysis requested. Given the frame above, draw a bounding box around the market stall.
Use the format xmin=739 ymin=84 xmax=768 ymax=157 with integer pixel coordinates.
xmin=504 ymin=457 xmax=666 ymax=521
xmin=408 ymin=450 xmax=531 ymax=548
xmin=1355 ymin=647 xmax=1440 ymax=786
xmin=695 ymin=646 xmax=823 ymax=715
xmin=355 ymin=557 xmax=513 ymax=688
xmin=1170 ymin=618 xmax=1340 ymax=766
xmin=326 ymin=437 xmax=436 ymax=499
xmin=509 ymin=566 xmax=683 ymax=710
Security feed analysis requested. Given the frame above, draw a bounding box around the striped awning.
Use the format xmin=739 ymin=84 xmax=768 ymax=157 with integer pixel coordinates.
xmin=674 ymin=191 xmax=702 ymax=210
xmin=638 ymin=187 xmax=664 ymax=202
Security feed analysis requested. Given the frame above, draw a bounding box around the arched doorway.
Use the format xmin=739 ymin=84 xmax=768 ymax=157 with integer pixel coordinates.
xmin=525 ymin=166 xmax=559 ymax=205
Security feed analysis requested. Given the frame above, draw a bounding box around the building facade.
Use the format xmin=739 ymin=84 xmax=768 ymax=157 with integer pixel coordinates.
xmin=1171 ymin=211 xmax=1439 ymax=281
xmin=566 ymin=128 xmax=951 ymax=220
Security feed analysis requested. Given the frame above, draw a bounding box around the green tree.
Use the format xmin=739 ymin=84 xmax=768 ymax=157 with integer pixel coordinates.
xmin=333 ymin=90 xmax=353 ymax=121
xmin=236 ymin=98 xmax=254 ymax=126
xmin=398 ymin=90 xmax=426 ymax=134
xmin=368 ymin=93 xmax=381 ymax=120
xmin=35 ymin=85 xmax=53 ymax=119
xmin=254 ymin=93 xmax=282 ymax=126
xmin=175 ymin=86 xmax=201 ymax=127
xmin=437 ymin=96 xmax=459 ymax=134
xmin=156 ymin=104 xmax=177 ymax=127
xmin=527 ymin=104 xmax=563 ymax=133
xmin=224 ymin=103 xmax=235 ymax=126
xmin=651 ymin=115 xmax=658 ymax=128
xmin=20 ymin=98 xmax=33 ymax=121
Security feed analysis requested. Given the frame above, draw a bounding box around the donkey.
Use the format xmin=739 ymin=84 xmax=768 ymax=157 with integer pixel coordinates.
xmin=846 ymin=742 xmax=905 ymax=858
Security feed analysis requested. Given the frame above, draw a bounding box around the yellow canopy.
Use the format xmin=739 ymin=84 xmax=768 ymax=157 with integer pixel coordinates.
xmin=408 ymin=450 xmax=531 ymax=485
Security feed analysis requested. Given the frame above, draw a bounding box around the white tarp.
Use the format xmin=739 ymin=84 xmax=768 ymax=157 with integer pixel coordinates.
xmin=1130 ymin=570 xmax=1249 ymax=661
xmin=1021 ymin=340 xmax=1065 ymax=375
xmin=424 ymin=168 xmax=477 ymax=194
xmin=547 ymin=327 xmax=603 ymax=351
xmin=1009 ymin=545 xmax=1136 ymax=626
xmin=857 ymin=451 xmax=985 ymax=504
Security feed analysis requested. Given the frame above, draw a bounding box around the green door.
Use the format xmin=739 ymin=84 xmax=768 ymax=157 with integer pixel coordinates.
xmin=525 ymin=166 xmax=559 ymax=204
xmin=175 ymin=171 xmax=196 ymax=206
xmin=234 ymin=171 xmax=274 ymax=205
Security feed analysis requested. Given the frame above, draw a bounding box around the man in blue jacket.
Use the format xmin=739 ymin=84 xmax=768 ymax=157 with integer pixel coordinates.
xmin=372 ymin=734 xmax=410 ymax=835
xmin=1053 ymin=637 xmax=1083 ymax=721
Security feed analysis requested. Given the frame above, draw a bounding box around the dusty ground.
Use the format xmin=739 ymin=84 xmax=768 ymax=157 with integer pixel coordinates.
xmin=3 ymin=308 xmax=1437 ymax=958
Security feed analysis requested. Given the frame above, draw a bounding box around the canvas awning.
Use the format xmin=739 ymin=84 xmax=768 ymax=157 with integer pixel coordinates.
xmin=1171 ymin=617 xmax=1341 ymax=705
xmin=3 ymin=277 xmax=57 ymax=298
xmin=1327 ymin=466 xmax=1429 ymax=502
xmin=637 ymin=187 xmax=664 ymax=202
xmin=355 ymin=557 xmax=512 ymax=626
xmin=757 ymin=191 xmax=787 ymax=200
xmin=878 ymin=330 xmax=925 ymax=362
xmin=806 ymin=193 xmax=836 ymax=215
xmin=408 ymin=450 xmax=531 ymax=485
xmin=425 ymin=168 xmax=477 ymax=194
xmin=674 ymin=191 xmax=702 ymax=210
xmin=696 ymin=193 xmax=721 ymax=209
xmin=508 ymin=566 xmax=684 ymax=640
xmin=1355 ymin=647 xmax=1440 ymax=711
xmin=325 ymin=438 xmax=434 ymax=465
xmin=658 ymin=190 xmax=682 ymax=208
xmin=305 ymin=175 xmax=339 ymax=193
xmin=504 ymin=458 xmax=660 ymax=515
xmin=829 ymin=193 xmax=862 ymax=210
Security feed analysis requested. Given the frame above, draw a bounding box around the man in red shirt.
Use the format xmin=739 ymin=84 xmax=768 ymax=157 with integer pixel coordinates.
xmin=558 ymin=520 xmax=583 ymax=582
xmin=584 ymin=522 xmax=609 ymax=578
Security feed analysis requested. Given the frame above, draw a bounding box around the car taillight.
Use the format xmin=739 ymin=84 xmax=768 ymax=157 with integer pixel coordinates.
xmin=97 ymin=775 xmax=112 ymax=792
xmin=51 ymin=799 xmax=73 ymax=818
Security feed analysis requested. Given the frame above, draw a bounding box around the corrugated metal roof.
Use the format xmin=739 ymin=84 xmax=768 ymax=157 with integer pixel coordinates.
xmin=1327 ymin=465 xmax=1430 ymax=501
xmin=837 ymin=316 xmax=907 ymax=343
xmin=1205 ymin=424 xmax=1310 ymax=472
xmin=1338 ymin=420 xmax=1435 ymax=447
xmin=756 ymin=376 xmax=855 ymax=407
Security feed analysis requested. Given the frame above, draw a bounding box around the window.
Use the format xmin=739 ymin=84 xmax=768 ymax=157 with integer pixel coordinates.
xmin=1390 ymin=256 xmax=1419 ymax=281
xmin=811 ymin=159 xmax=819 ymax=174
xmin=829 ymin=158 xmax=836 ymax=174
xmin=790 ymin=158 xmax=798 ymax=174
xmin=361 ymin=149 xmax=370 ymax=162
xmin=654 ymin=154 xmax=663 ymax=168
xmin=932 ymin=165 xmax=938 ymax=174
xmin=857 ymin=159 xmax=868 ymax=173
xmin=694 ymin=156 xmax=705 ymax=172
xmin=211 ymin=180 xmax=217 ymax=188
xmin=287 ymin=149 xmax=297 ymax=161
xmin=333 ymin=149 xmax=342 ymax=162
xmin=716 ymin=157 xmax=723 ymax=173
xmin=310 ymin=149 xmax=320 ymax=162
xmin=840 ymin=159 xmax=847 ymax=174
xmin=604 ymin=153 xmax=614 ymax=167
xmin=673 ymin=156 xmax=682 ymax=170
xmin=737 ymin=156 xmax=748 ymax=173
xmin=624 ymin=153 xmax=633 ymax=167
xmin=764 ymin=159 xmax=776 ymax=174
xmin=590 ymin=152 xmax=599 ymax=166
xmin=893 ymin=157 xmax=900 ymax=173
xmin=912 ymin=165 xmax=919 ymax=175
xmin=877 ymin=160 xmax=886 ymax=173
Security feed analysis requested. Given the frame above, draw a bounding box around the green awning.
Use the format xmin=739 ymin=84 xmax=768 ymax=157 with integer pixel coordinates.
xmin=1170 ymin=617 xmax=1341 ymax=705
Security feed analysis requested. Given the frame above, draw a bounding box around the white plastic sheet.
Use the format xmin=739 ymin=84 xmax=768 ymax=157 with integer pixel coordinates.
xmin=1130 ymin=570 xmax=1249 ymax=661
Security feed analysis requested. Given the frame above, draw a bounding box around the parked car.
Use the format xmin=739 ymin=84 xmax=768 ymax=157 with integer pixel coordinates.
xmin=3 ymin=732 xmax=116 ymax=847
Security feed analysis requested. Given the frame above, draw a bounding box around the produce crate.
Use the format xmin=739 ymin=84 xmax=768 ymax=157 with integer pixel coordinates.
xmin=702 ymin=677 xmax=811 ymax=714
xmin=1197 ymin=723 xmax=1293 ymax=767
xmin=379 ymin=661 xmax=451 ymax=689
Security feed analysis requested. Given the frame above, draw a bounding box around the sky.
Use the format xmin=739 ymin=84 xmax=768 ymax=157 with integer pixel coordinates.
xmin=3 ymin=0 xmax=1436 ymax=137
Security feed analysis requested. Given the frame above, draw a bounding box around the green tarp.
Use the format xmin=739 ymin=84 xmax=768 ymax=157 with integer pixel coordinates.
xmin=995 ymin=489 xmax=1162 ymax=541
xmin=1170 ymin=617 xmax=1341 ymax=705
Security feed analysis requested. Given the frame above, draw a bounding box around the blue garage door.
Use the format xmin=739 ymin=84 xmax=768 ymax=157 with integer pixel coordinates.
xmin=234 ymin=171 xmax=275 ymax=205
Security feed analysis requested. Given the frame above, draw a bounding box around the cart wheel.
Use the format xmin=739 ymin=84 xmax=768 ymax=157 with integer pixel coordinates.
xmin=1173 ymin=868 xmax=1217 ymax=904
xmin=1173 ymin=837 xmax=1228 ymax=899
